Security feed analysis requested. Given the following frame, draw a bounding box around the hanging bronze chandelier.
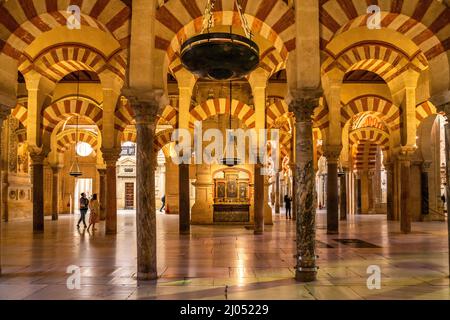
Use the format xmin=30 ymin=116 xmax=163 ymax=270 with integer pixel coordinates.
xmin=180 ymin=0 xmax=260 ymax=81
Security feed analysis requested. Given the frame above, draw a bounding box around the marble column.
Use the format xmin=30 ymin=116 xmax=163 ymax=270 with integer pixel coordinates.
xmin=0 ymin=110 xmax=8 ymax=275
xmin=51 ymin=166 xmax=62 ymax=221
xmin=275 ymin=172 xmax=280 ymax=213
xmin=325 ymin=146 xmax=341 ymax=234
xmin=340 ymin=168 xmax=348 ymax=221
xmin=30 ymin=151 xmax=46 ymax=233
xmin=132 ymin=98 xmax=159 ymax=280
xmin=421 ymin=162 xmax=431 ymax=218
xmin=254 ymin=164 xmax=264 ymax=234
xmin=291 ymin=91 xmax=321 ymax=282
xmin=179 ymin=163 xmax=190 ymax=234
xmin=399 ymin=150 xmax=413 ymax=234
xmin=445 ymin=118 xmax=450 ymax=277
xmin=102 ymin=148 xmax=120 ymax=235
xmin=290 ymin=163 xmax=297 ymax=221
xmin=0 ymin=119 xmax=8 ymax=222
xmin=97 ymin=169 xmax=107 ymax=221
xmin=385 ymin=163 xmax=394 ymax=220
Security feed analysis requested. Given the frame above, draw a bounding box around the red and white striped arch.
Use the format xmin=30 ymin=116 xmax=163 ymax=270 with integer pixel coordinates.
xmin=56 ymin=129 xmax=99 ymax=153
xmin=154 ymin=128 xmax=175 ymax=154
xmin=266 ymin=99 xmax=289 ymax=128
xmin=322 ymin=42 xmax=428 ymax=83
xmin=0 ymin=0 xmax=130 ymax=60
xmin=341 ymin=95 xmax=400 ymax=132
xmin=155 ymin=0 xmax=295 ymax=70
xmin=11 ymin=104 xmax=28 ymax=128
xmin=320 ymin=0 xmax=449 ymax=61
xmin=42 ymin=98 xmax=103 ymax=133
xmin=19 ymin=44 xmax=126 ymax=83
xmin=189 ymin=98 xmax=256 ymax=129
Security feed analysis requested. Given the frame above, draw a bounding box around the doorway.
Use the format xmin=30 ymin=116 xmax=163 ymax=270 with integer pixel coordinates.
xmin=125 ymin=182 xmax=134 ymax=209
xmin=74 ymin=178 xmax=93 ymax=212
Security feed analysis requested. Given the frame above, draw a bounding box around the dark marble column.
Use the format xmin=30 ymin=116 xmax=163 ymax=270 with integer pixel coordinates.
xmin=30 ymin=151 xmax=46 ymax=233
xmin=324 ymin=146 xmax=341 ymax=234
xmin=179 ymin=163 xmax=190 ymax=234
xmin=291 ymin=90 xmax=321 ymax=282
xmin=102 ymin=148 xmax=120 ymax=235
xmin=97 ymin=169 xmax=107 ymax=221
xmin=385 ymin=162 xmax=394 ymax=220
xmin=340 ymin=168 xmax=348 ymax=221
xmin=131 ymin=98 xmax=159 ymax=280
xmin=254 ymin=163 xmax=265 ymax=234
xmin=275 ymin=172 xmax=280 ymax=214
xmin=445 ymin=120 xmax=450 ymax=278
xmin=399 ymin=150 xmax=413 ymax=234
xmin=0 ymin=110 xmax=8 ymax=275
xmin=290 ymin=163 xmax=297 ymax=221
xmin=51 ymin=166 xmax=62 ymax=221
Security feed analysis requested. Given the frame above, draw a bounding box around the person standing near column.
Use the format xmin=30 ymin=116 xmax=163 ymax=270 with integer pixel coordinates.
xmin=284 ymin=194 xmax=292 ymax=219
xmin=77 ymin=193 xmax=89 ymax=228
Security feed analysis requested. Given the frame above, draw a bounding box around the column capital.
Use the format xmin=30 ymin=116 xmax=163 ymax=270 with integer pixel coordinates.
xmin=437 ymin=102 xmax=450 ymax=119
xmin=28 ymin=147 xmax=48 ymax=165
xmin=50 ymin=165 xmax=63 ymax=174
xmin=397 ymin=145 xmax=417 ymax=162
xmin=97 ymin=168 xmax=107 ymax=176
xmin=288 ymin=88 xmax=322 ymax=122
xmin=127 ymin=96 xmax=160 ymax=124
xmin=323 ymin=145 xmax=342 ymax=163
xmin=101 ymin=147 xmax=121 ymax=165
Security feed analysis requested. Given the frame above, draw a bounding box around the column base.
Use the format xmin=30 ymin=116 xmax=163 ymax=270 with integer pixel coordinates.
xmin=180 ymin=230 xmax=190 ymax=235
xmin=254 ymin=230 xmax=263 ymax=235
xmin=295 ymin=268 xmax=318 ymax=282
xmin=52 ymin=214 xmax=58 ymax=221
xmin=326 ymin=230 xmax=339 ymax=235
xmin=136 ymin=272 xmax=158 ymax=281
xmin=105 ymin=230 xmax=117 ymax=235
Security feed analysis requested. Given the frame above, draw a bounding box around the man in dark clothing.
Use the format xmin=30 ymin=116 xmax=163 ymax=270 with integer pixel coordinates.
xmin=284 ymin=194 xmax=292 ymax=219
xmin=160 ymin=194 xmax=166 ymax=212
xmin=77 ymin=193 xmax=89 ymax=228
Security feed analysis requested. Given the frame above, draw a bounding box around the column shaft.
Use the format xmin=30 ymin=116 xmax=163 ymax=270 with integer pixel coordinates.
xmin=400 ymin=158 xmax=411 ymax=233
xmin=179 ymin=163 xmax=190 ymax=234
xmin=386 ymin=164 xmax=394 ymax=220
xmin=0 ymin=112 xmax=7 ymax=275
xmin=254 ymin=164 xmax=264 ymax=234
xmin=102 ymin=150 xmax=120 ymax=235
xmin=51 ymin=167 xmax=61 ymax=220
xmin=134 ymin=100 xmax=158 ymax=280
xmin=292 ymin=93 xmax=320 ymax=283
xmin=326 ymin=161 xmax=339 ymax=233
xmin=339 ymin=170 xmax=347 ymax=221
xmin=98 ymin=169 xmax=107 ymax=221
xmin=30 ymin=153 xmax=45 ymax=233
xmin=275 ymin=172 xmax=280 ymax=213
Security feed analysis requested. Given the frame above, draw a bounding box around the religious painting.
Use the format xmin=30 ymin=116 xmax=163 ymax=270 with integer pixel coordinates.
xmin=226 ymin=174 xmax=238 ymax=198
xmin=216 ymin=182 xmax=226 ymax=199
xmin=239 ymin=183 xmax=248 ymax=200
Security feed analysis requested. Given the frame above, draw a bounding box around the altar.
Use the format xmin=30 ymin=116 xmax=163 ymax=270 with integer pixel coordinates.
xmin=213 ymin=169 xmax=250 ymax=223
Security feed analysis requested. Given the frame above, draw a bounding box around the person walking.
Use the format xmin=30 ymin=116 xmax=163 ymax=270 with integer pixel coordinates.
xmin=77 ymin=193 xmax=89 ymax=228
xmin=87 ymin=194 xmax=100 ymax=231
xmin=160 ymin=194 xmax=166 ymax=212
xmin=284 ymin=194 xmax=292 ymax=219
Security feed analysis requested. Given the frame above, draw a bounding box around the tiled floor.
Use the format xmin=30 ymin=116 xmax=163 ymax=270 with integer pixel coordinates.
xmin=0 ymin=210 xmax=449 ymax=300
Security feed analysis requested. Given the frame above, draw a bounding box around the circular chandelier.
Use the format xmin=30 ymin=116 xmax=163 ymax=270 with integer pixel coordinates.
xmin=180 ymin=0 xmax=260 ymax=81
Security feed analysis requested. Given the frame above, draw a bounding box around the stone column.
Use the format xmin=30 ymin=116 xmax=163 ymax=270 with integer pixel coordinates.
xmin=0 ymin=109 xmax=8 ymax=275
xmin=0 ymin=119 xmax=8 ymax=222
xmin=398 ymin=148 xmax=415 ymax=234
xmin=421 ymin=162 xmax=431 ymax=219
xmin=97 ymin=168 xmax=107 ymax=221
xmin=50 ymin=166 xmax=62 ymax=221
xmin=290 ymin=163 xmax=297 ymax=221
xmin=275 ymin=172 xmax=280 ymax=213
xmin=102 ymin=148 xmax=120 ymax=235
xmin=324 ymin=146 xmax=341 ymax=234
xmin=254 ymin=163 xmax=264 ymax=234
xmin=291 ymin=90 xmax=321 ymax=282
xmin=179 ymin=163 xmax=190 ymax=234
xmin=29 ymin=150 xmax=46 ymax=233
xmin=385 ymin=162 xmax=394 ymax=220
xmin=131 ymin=98 xmax=159 ymax=280
xmin=339 ymin=168 xmax=348 ymax=221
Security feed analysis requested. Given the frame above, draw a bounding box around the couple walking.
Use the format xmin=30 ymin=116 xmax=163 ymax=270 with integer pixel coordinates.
xmin=77 ymin=193 xmax=100 ymax=231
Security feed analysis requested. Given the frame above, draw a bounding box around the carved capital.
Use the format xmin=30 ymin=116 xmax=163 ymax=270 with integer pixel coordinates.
xmin=97 ymin=168 xmax=107 ymax=176
xmin=101 ymin=147 xmax=121 ymax=165
xmin=50 ymin=165 xmax=63 ymax=175
xmin=323 ymin=145 xmax=342 ymax=163
xmin=29 ymin=149 xmax=47 ymax=165
xmin=437 ymin=102 xmax=450 ymax=119
xmin=288 ymin=88 xmax=322 ymax=122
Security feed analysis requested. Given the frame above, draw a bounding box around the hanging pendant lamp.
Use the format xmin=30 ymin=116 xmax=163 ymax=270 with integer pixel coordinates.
xmin=69 ymin=72 xmax=83 ymax=177
xmin=221 ymin=80 xmax=241 ymax=167
xmin=181 ymin=0 xmax=259 ymax=81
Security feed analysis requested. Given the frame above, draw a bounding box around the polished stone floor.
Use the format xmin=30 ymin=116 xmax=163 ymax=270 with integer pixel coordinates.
xmin=0 ymin=210 xmax=449 ymax=300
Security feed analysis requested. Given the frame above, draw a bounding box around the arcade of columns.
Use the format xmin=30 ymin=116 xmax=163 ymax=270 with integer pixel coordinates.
xmin=0 ymin=0 xmax=449 ymax=282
